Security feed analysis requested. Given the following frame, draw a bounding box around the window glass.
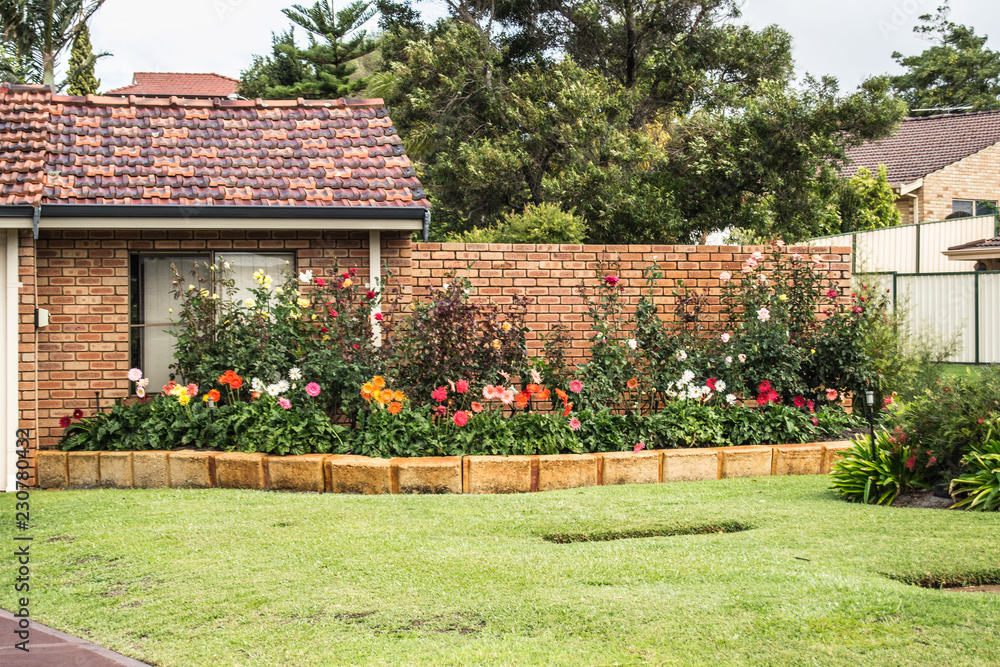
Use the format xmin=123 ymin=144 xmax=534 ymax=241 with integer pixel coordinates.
xmin=130 ymin=255 xmax=210 ymax=391
xmin=130 ymin=252 xmax=294 ymax=391
xmin=217 ymin=253 xmax=295 ymax=304
xmin=974 ymin=200 xmax=998 ymax=216
xmin=952 ymin=200 xmax=974 ymax=215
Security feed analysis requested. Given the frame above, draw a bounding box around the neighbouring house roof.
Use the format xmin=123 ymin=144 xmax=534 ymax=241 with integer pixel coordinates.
xmin=105 ymin=72 xmax=241 ymax=98
xmin=0 ymin=84 xmax=428 ymax=209
xmin=947 ymin=237 xmax=1000 ymax=252
xmin=842 ymin=110 xmax=1000 ymax=185
xmin=943 ymin=236 xmax=1000 ymax=261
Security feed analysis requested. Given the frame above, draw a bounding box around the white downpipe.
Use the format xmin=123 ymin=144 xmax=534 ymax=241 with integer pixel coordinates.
xmin=369 ymin=230 xmax=382 ymax=346
xmin=4 ymin=230 xmax=20 ymax=492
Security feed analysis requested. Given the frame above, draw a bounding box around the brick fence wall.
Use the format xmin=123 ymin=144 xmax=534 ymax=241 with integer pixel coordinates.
xmin=409 ymin=243 xmax=853 ymax=360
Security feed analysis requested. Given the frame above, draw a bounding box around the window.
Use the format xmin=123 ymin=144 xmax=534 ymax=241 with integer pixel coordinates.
xmin=952 ymin=199 xmax=998 ymax=217
xmin=130 ymin=252 xmax=295 ymax=391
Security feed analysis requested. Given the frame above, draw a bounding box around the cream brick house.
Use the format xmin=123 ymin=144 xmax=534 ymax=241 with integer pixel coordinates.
xmin=842 ymin=110 xmax=1000 ymax=225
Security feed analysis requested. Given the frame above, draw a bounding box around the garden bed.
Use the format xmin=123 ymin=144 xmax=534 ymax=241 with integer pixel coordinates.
xmin=35 ymin=441 xmax=853 ymax=494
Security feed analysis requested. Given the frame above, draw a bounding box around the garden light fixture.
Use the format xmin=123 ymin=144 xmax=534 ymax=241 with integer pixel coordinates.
xmin=865 ymin=390 xmax=876 ymax=460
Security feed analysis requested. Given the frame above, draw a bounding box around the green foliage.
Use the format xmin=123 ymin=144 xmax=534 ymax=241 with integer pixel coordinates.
xmin=239 ymin=0 xmax=377 ymax=100
xmin=887 ymin=2 xmax=1000 ymax=112
xmin=167 ymin=260 xmax=381 ymax=419
xmin=885 ymin=365 xmax=1000 ymax=483
xmin=381 ymin=272 xmax=530 ymax=400
xmin=835 ymin=165 xmax=902 ymax=233
xmin=237 ymin=30 xmax=308 ymax=100
xmin=0 ymin=0 xmax=108 ymax=88
xmin=65 ymin=23 xmax=98 ymax=95
xmin=445 ymin=203 xmax=586 ymax=244
xmin=950 ymin=418 xmax=1000 ymax=511
xmin=663 ymin=76 xmax=905 ymax=242
xmin=829 ymin=432 xmax=931 ymax=505
xmin=59 ymin=394 xmax=345 ymax=455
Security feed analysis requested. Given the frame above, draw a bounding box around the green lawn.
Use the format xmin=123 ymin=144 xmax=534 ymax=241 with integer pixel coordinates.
xmin=3 ymin=476 xmax=999 ymax=666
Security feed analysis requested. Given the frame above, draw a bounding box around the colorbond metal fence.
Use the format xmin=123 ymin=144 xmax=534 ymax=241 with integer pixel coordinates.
xmin=808 ymin=215 xmax=1000 ymax=365
xmin=806 ymin=214 xmax=998 ymax=274
xmin=860 ymin=271 xmax=1000 ymax=365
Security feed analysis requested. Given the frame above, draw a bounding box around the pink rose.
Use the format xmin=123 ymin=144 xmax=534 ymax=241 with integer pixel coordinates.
xmin=277 ymin=397 xmax=291 ymax=410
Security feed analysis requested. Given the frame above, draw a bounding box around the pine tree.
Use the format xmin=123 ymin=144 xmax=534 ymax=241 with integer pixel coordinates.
xmin=66 ymin=24 xmax=100 ymax=95
xmin=266 ymin=0 xmax=378 ymax=99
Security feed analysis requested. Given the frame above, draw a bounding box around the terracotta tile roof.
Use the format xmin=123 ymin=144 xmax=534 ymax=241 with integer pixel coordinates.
xmin=105 ymin=72 xmax=241 ymax=98
xmin=947 ymin=236 xmax=1000 ymax=251
xmin=842 ymin=110 xmax=1000 ymax=185
xmin=0 ymin=84 xmax=428 ymax=208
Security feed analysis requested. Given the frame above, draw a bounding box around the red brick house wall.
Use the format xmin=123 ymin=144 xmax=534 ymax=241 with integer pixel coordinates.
xmin=29 ymin=229 xmax=411 ymax=449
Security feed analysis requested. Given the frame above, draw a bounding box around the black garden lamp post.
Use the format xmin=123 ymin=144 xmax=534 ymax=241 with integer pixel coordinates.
xmin=865 ymin=389 xmax=876 ymax=461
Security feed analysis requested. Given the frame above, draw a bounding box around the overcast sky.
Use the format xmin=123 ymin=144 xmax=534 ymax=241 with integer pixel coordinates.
xmin=89 ymin=0 xmax=1000 ymax=95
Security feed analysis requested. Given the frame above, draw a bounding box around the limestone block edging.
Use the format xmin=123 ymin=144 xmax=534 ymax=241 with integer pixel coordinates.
xmin=33 ymin=441 xmax=854 ymax=494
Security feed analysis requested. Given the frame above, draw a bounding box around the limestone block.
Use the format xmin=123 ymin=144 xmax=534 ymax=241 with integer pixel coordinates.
xmin=36 ymin=450 xmax=67 ymax=489
xmin=67 ymin=451 xmax=100 ymax=488
xmin=661 ymin=448 xmax=720 ymax=483
xmin=464 ymin=456 xmax=533 ymax=494
xmin=168 ymin=450 xmax=217 ymax=489
xmin=395 ymin=456 xmax=462 ymax=494
xmin=269 ymin=454 xmax=329 ymax=493
xmin=601 ymin=451 xmax=661 ymax=485
xmin=537 ymin=454 xmax=599 ymax=492
xmin=133 ymin=451 xmax=171 ymax=488
xmin=327 ymin=455 xmax=392 ymax=495
xmin=772 ymin=444 xmax=824 ymax=476
xmin=721 ymin=446 xmax=773 ymax=479
xmin=215 ymin=452 xmax=267 ymax=489
xmin=99 ymin=451 xmax=134 ymax=488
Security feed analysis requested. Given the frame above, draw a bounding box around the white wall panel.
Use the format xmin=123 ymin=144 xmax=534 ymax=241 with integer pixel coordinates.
xmin=897 ymin=274 xmax=976 ymax=363
xmin=920 ymin=215 xmax=996 ymax=273
xmin=979 ymin=274 xmax=1000 ymax=364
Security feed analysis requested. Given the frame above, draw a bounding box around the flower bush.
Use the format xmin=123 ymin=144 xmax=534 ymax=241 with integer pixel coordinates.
xmin=59 ymin=250 xmax=878 ymax=458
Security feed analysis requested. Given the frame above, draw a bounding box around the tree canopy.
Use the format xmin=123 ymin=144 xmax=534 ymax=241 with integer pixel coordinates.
xmin=238 ymin=0 xmax=377 ymax=99
xmin=887 ymin=2 xmax=1000 ymax=112
xmin=371 ymin=0 xmax=904 ymax=243
xmin=0 ymin=0 xmax=107 ymax=89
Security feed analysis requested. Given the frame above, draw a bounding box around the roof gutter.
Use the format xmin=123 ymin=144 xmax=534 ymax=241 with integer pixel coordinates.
xmin=0 ymin=203 xmax=428 ymax=220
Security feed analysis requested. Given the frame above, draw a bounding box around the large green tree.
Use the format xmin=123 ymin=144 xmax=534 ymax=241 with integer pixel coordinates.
xmin=66 ymin=23 xmax=99 ymax=95
xmin=239 ymin=0 xmax=377 ymax=99
xmin=888 ymin=2 xmax=1000 ymax=112
xmin=377 ymin=2 xmax=903 ymax=243
xmin=0 ymin=0 xmax=107 ymax=88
